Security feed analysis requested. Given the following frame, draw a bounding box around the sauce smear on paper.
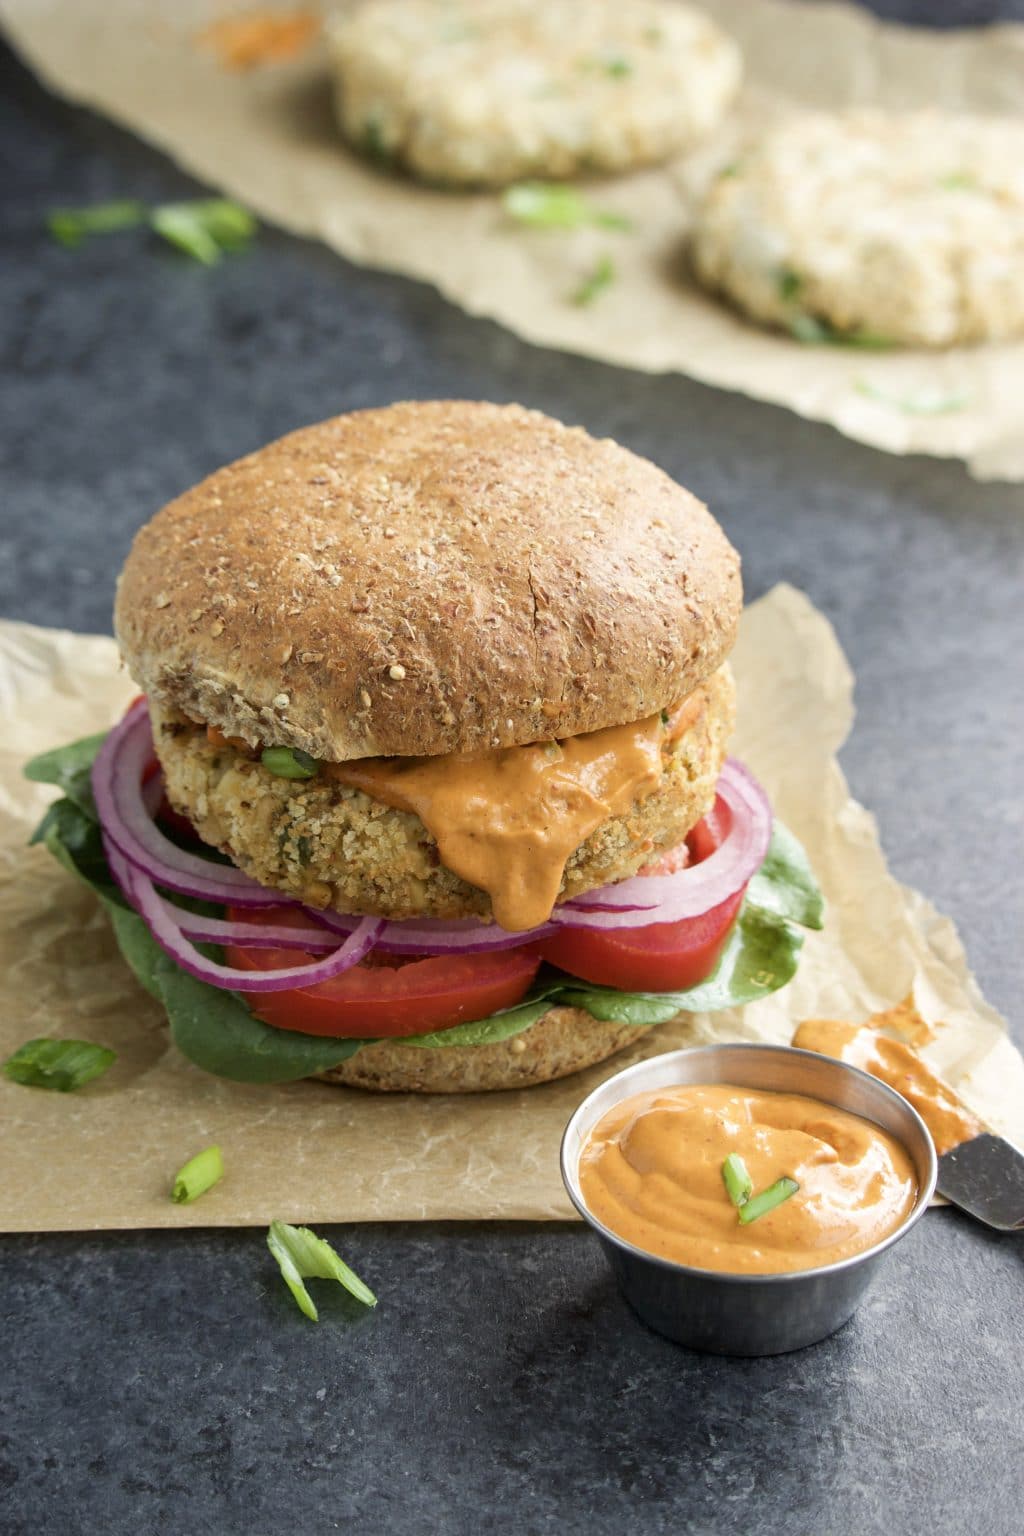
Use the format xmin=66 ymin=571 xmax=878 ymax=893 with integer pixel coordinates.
xmin=793 ymin=1005 xmax=982 ymax=1155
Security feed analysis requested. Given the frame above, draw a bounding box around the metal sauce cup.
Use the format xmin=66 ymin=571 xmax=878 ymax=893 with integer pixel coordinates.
xmin=561 ymin=1044 xmax=937 ymax=1356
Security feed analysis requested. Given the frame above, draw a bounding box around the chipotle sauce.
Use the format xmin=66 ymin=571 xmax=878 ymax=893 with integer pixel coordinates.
xmin=579 ymin=1083 xmax=917 ymax=1275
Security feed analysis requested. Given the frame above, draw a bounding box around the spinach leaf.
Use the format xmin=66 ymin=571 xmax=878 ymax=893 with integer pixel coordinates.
xmin=556 ymin=899 xmax=805 ymax=1024
xmin=745 ymin=819 xmax=824 ymax=930
xmin=24 ymin=730 xmax=107 ymax=818
xmin=158 ymin=964 xmax=368 ymax=1084
xmin=31 ymin=796 xmax=127 ymax=906
xmin=400 ymin=998 xmax=555 ymax=1049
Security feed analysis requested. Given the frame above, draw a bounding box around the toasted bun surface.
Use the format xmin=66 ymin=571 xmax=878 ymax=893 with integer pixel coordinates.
xmin=116 ymin=402 xmax=741 ymax=762
xmin=315 ymin=1005 xmax=653 ymax=1093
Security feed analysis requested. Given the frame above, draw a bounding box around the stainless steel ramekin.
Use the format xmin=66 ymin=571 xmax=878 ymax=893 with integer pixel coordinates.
xmin=561 ymin=1043 xmax=937 ymax=1356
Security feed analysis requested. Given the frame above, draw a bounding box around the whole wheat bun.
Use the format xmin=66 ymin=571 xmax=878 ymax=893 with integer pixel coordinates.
xmin=316 ymin=1005 xmax=652 ymax=1093
xmin=115 ymin=401 xmax=741 ymax=762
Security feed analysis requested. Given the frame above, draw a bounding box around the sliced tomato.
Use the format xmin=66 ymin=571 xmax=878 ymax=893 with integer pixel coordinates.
xmin=538 ymin=812 xmax=744 ymax=992
xmin=224 ymin=906 xmax=542 ymax=1038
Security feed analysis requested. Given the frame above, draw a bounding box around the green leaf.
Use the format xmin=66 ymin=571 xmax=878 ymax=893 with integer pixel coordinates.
xmin=746 ymin=819 xmax=824 ymax=931
xmin=159 ymin=965 xmax=369 ymax=1084
xmin=788 ymin=313 xmax=895 ymax=349
xmin=267 ymin=1220 xmax=377 ymax=1321
xmin=172 ymin=1145 xmax=224 ymax=1204
xmin=854 ymin=380 xmax=971 ymax=416
xmin=24 ymin=730 xmax=107 ymax=817
xmin=150 ymin=199 xmax=257 ymax=265
xmin=46 ymin=200 xmax=148 ymax=248
xmin=557 ymin=899 xmax=809 ymax=1024
xmin=401 ymin=997 xmax=554 ymax=1049
xmin=571 ymin=254 xmax=616 ymax=307
xmin=32 ymin=797 xmax=127 ymax=905
xmin=502 ymin=182 xmax=631 ymax=232
xmin=4 ymin=1037 xmax=116 ymax=1092
xmin=105 ymin=902 xmax=167 ymax=1000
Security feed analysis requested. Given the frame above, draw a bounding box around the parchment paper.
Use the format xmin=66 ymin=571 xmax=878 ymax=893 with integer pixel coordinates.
xmin=3 ymin=0 xmax=1024 ymax=479
xmin=2 ymin=585 xmax=1021 ymax=1233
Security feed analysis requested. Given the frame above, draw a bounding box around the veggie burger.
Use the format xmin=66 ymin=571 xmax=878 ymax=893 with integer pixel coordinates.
xmin=30 ymin=401 xmax=822 ymax=1091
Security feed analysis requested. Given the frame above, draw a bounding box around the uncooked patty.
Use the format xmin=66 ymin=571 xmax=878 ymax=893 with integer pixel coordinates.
xmin=152 ymin=665 xmax=735 ymax=923
xmin=691 ymin=110 xmax=1024 ymax=347
xmin=327 ymin=0 xmax=741 ymax=186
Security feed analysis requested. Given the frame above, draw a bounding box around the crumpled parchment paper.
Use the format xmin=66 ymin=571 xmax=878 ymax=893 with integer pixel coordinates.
xmin=1 ymin=585 xmax=1020 ymax=1232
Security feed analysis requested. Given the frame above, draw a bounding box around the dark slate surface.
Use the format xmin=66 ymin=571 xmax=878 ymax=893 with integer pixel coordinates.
xmin=1 ymin=6 xmax=1023 ymax=1533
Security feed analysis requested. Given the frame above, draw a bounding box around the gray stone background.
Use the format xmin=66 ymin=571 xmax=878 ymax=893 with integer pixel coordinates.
xmin=1 ymin=4 xmax=1022 ymax=1533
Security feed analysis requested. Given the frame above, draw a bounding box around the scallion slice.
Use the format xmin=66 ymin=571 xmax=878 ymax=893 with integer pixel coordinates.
xmin=267 ymin=1221 xmax=377 ymax=1322
xmin=721 ymin=1153 xmax=753 ymax=1209
xmin=738 ymin=1176 xmax=800 ymax=1225
xmin=172 ymin=1145 xmax=224 ymax=1204
xmin=502 ymin=182 xmax=631 ymax=232
xmin=150 ymin=199 xmax=257 ymax=265
xmin=46 ymin=200 xmax=148 ymax=248
xmin=571 ymin=254 xmax=616 ymax=307
xmin=3 ymin=1037 xmax=116 ymax=1092
xmin=261 ymin=746 xmax=318 ymax=779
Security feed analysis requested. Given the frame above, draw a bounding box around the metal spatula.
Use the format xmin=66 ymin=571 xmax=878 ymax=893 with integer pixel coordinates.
xmin=936 ymin=1134 xmax=1024 ymax=1231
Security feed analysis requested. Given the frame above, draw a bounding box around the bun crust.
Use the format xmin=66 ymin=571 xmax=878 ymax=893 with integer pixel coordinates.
xmin=315 ymin=1006 xmax=653 ymax=1093
xmin=115 ymin=402 xmax=741 ymax=762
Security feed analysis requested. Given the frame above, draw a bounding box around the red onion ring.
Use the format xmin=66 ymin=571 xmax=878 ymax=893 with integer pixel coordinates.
xmin=312 ymin=907 xmax=558 ymax=955
xmin=105 ymin=834 xmax=340 ymax=952
xmin=92 ymin=700 xmax=290 ymax=907
xmin=117 ymin=853 xmax=383 ymax=992
xmin=551 ymin=759 xmax=771 ymax=931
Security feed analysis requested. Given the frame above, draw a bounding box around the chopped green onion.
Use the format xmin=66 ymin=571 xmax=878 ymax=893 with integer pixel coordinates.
xmin=788 ymin=313 xmax=894 ymax=349
xmin=580 ymin=51 xmax=632 ymax=77
xmin=502 ymin=182 xmax=631 ymax=232
xmin=46 ymin=199 xmax=148 ymax=248
xmin=738 ymin=1176 xmax=800 ymax=1225
xmin=777 ymin=267 xmax=803 ymax=302
xmin=361 ymin=116 xmax=395 ymax=164
xmin=854 ymin=380 xmax=971 ymax=416
xmin=717 ymin=161 xmax=742 ymax=179
xmin=172 ymin=1145 xmax=224 ymax=1205
xmin=938 ymin=171 xmax=976 ymax=191
xmin=267 ymin=1220 xmax=377 ymax=1322
xmin=150 ymin=199 xmax=257 ymax=265
xmin=571 ymin=254 xmax=616 ymax=307
xmin=3 ymin=1037 xmax=116 ymax=1092
xmin=261 ymin=746 xmax=318 ymax=780
xmin=721 ymin=1153 xmax=753 ymax=1209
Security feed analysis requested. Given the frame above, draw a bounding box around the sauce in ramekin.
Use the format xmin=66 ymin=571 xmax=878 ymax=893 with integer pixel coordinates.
xmin=579 ymin=1083 xmax=917 ymax=1274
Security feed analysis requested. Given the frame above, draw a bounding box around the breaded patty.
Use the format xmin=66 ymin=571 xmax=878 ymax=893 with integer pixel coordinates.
xmin=153 ymin=666 xmax=735 ymax=923
xmin=327 ymin=0 xmax=741 ymax=186
xmin=692 ymin=111 xmax=1024 ymax=347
